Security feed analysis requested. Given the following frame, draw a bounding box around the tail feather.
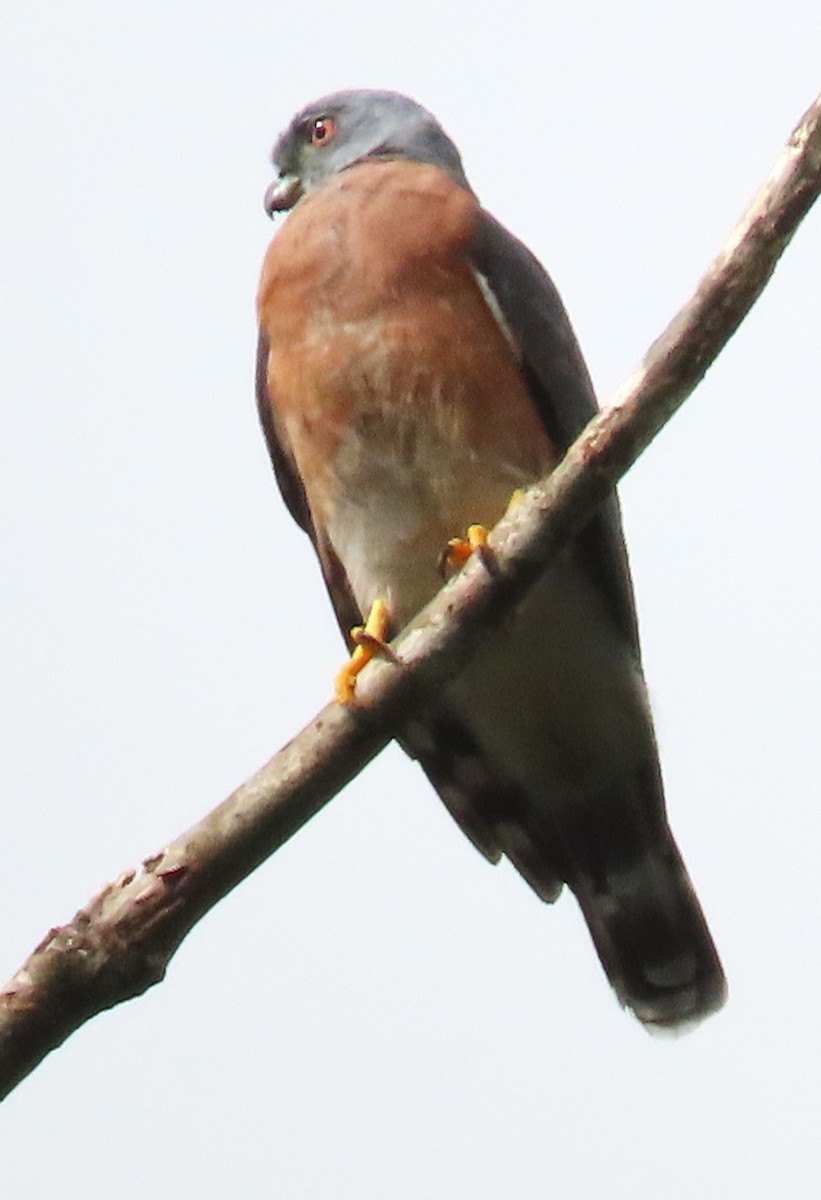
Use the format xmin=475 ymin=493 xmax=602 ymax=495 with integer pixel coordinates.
xmin=402 ymin=710 xmax=725 ymax=1031
xmin=571 ymin=845 xmax=726 ymax=1029
xmin=489 ymin=794 xmax=725 ymax=1029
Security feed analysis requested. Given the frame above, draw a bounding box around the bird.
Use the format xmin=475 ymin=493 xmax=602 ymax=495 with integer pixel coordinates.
xmin=255 ymin=88 xmax=726 ymax=1030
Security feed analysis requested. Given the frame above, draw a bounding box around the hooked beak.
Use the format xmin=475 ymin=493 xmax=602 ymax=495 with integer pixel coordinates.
xmin=263 ymin=172 xmax=304 ymax=216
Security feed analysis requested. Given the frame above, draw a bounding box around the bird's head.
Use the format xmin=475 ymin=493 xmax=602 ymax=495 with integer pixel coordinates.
xmin=263 ymin=89 xmax=470 ymax=215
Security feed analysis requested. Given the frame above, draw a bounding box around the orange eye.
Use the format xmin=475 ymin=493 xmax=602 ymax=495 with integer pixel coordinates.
xmin=310 ymin=116 xmax=336 ymax=147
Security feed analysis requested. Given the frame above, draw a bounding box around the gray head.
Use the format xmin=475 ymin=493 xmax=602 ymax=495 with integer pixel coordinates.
xmin=264 ymin=89 xmax=471 ymax=215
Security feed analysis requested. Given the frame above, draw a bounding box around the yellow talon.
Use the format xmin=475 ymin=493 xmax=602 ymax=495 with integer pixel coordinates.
xmin=334 ymin=597 xmax=391 ymax=703
xmin=442 ymin=492 xmax=525 ymax=574
xmin=443 ymin=524 xmax=489 ymax=571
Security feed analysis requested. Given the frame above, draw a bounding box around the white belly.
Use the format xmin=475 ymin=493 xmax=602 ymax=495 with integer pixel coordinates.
xmin=326 ymin=410 xmax=541 ymax=630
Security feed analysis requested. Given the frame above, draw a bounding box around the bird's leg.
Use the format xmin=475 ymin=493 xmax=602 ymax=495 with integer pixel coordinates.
xmin=441 ymin=491 xmax=525 ymax=574
xmin=334 ymin=597 xmax=391 ymax=703
xmin=442 ymin=524 xmax=490 ymax=571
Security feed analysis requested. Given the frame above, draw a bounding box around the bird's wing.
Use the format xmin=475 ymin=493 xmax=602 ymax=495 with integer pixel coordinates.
xmin=469 ymin=211 xmax=640 ymax=652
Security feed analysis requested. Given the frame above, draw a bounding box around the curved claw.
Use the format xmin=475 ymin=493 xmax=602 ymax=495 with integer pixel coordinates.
xmin=441 ymin=524 xmax=489 ymax=573
xmin=440 ymin=492 xmax=525 ymax=577
xmin=334 ymin=597 xmax=391 ymax=702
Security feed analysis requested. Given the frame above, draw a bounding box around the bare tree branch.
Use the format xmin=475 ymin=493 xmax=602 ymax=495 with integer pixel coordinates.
xmin=1 ymin=91 xmax=819 ymax=1103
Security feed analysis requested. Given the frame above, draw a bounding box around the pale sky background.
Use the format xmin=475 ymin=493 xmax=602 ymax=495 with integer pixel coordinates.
xmin=1 ymin=2 xmax=820 ymax=1197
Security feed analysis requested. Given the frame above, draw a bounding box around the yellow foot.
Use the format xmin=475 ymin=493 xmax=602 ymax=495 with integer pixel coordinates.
xmin=440 ymin=492 xmax=525 ymax=575
xmin=334 ymin=597 xmax=391 ymax=703
xmin=442 ymin=524 xmax=489 ymax=572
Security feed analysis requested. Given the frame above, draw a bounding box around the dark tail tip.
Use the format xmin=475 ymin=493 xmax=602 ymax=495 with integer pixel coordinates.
xmin=575 ymin=854 xmax=726 ymax=1032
